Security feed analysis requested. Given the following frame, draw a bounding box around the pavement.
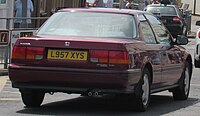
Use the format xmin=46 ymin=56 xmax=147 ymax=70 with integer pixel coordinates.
xmin=0 ymin=76 xmax=7 ymax=92
xmin=0 ymin=15 xmax=199 ymax=76
xmin=0 ymin=64 xmax=8 ymax=76
xmin=187 ymin=14 xmax=200 ymax=38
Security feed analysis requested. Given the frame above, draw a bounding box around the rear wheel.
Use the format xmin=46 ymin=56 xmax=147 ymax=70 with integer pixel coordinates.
xmin=20 ymin=89 xmax=45 ymax=107
xmin=132 ymin=68 xmax=151 ymax=112
xmin=172 ymin=62 xmax=191 ymax=100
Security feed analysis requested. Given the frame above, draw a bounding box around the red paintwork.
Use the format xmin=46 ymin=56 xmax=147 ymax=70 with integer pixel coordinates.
xmin=9 ymin=8 xmax=191 ymax=95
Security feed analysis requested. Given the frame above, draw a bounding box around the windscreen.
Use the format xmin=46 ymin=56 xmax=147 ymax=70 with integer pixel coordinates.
xmin=37 ymin=12 xmax=136 ymax=39
xmin=146 ymin=6 xmax=177 ymax=15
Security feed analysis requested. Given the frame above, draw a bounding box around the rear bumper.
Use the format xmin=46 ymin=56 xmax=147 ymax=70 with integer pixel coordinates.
xmin=165 ymin=25 xmax=183 ymax=37
xmin=9 ymin=64 xmax=141 ymax=94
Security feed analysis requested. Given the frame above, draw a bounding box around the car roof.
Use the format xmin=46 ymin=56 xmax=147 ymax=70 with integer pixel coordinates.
xmin=147 ymin=4 xmax=177 ymax=8
xmin=59 ymin=8 xmax=147 ymax=15
xmin=146 ymin=4 xmax=179 ymax=15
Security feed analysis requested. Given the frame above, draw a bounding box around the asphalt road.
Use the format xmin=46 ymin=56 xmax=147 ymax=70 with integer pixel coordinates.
xmin=0 ymin=39 xmax=200 ymax=116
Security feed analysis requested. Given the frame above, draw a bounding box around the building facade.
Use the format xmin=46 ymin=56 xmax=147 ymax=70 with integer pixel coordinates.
xmin=0 ymin=0 xmax=86 ymax=29
xmin=33 ymin=0 xmax=86 ymax=17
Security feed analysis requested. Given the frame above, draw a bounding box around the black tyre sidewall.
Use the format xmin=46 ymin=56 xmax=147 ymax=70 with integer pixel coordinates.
xmin=173 ymin=62 xmax=191 ymax=100
xmin=21 ymin=90 xmax=45 ymax=107
xmin=134 ymin=68 xmax=151 ymax=112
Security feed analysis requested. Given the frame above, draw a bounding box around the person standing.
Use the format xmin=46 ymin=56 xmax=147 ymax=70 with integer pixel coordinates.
xmin=106 ymin=0 xmax=113 ymax=8
xmin=144 ymin=0 xmax=151 ymax=7
xmin=92 ymin=0 xmax=105 ymax=7
xmin=176 ymin=0 xmax=182 ymax=7
xmin=170 ymin=0 xmax=178 ymax=5
xmin=160 ymin=0 xmax=174 ymax=5
xmin=14 ymin=0 xmax=34 ymax=28
xmin=161 ymin=0 xmax=179 ymax=5
xmin=125 ymin=0 xmax=133 ymax=9
xmin=152 ymin=0 xmax=160 ymax=4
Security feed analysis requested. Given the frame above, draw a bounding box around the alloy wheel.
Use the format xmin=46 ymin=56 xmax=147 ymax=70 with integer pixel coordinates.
xmin=142 ymin=74 xmax=150 ymax=106
xmin=184 ymin=67 xmax=190 ymax=95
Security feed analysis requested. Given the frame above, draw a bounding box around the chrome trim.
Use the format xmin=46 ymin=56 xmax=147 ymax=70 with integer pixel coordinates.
xmin=19 ymin=42 xmax=31 ymax=45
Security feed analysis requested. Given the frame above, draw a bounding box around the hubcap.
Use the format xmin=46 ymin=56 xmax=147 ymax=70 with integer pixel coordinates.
xmin=184 ymin=67 xmax=190 ymax=95
xmin=142 ymin=74 xmax=149 ymax=106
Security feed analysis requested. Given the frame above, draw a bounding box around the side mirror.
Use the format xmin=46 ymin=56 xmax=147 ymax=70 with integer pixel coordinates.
xmin=196 ymin=21 xmax=200 ymax=26
xmin=175 ymin=35 xmax=188 ymax=45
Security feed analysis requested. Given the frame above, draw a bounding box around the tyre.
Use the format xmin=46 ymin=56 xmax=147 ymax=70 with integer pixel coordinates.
xmin=172 ymin=62 xmax=191 ymax=100
xmin=20 ymin=89 xmax=45 ymax=107
xmin=133 ymin=68 xmax=151 ymax=112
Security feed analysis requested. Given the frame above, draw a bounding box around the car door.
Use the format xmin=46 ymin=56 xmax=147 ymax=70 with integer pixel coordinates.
xmin=145 ymin=14 xmax=184 ymax=87
xmin=138 ymin=14 xmax=162 ymax=89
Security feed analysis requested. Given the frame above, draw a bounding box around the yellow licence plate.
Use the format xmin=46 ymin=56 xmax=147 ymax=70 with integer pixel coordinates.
xmin=47 ymin=49 xmax=88 ymax=61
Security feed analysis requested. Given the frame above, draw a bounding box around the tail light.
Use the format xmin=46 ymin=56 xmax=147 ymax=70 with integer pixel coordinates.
xmin=12 ymin=46 xmax=44 ymax=61
xmin=173 ymin=16 xmax=181 ymax=23
xmin=90 ymin=50 xmax=108 ymax=63
xmin=109 ymin=51 xmax=129 ymax=64
xmin=198 ymin=31 xmax=200 ymax=38
xmin=26 ymin=47 xmax=44 ymax=60
xmin=90 ymin=50 xmax=129 ymax=65
xmin=12 ymin=46 xmax=26 ymax=60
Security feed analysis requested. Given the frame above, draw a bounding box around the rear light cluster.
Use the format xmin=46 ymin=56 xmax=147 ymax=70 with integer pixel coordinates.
xmin=12 ymin=46 xmax=44 ymax=61
xmin=12 ymin=46 xmax=130 ymax=65
xmin=198 ymin=31 xmax=200 ymax=39
xmin=173 ymin=16 xmax=181 ymax=23
xmin=90 ymin=50 xmax=130 ymax=64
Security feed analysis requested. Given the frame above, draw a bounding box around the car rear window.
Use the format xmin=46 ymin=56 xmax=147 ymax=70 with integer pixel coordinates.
xmin=37 ymin=12 xmax=137 ymax=39
xmin=146 ymin=6 xmax=177 ymax=15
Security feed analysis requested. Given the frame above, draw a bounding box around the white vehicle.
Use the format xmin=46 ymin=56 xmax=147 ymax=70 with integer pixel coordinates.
xmin=194 ymin=21 xmax=200 ymax=67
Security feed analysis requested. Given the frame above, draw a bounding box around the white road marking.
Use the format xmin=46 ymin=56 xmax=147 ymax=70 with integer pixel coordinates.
xmin=0 ymin=98 xmax=20 ymax=101
xmin=2 ymin=91 xmax=20 ymax=94
xmin=191 ymin=83 xmax=200 ymax=87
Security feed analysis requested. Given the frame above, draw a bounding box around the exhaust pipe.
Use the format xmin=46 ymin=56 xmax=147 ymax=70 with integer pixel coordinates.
xmin=94 ymin=91 xmax=99 ymax=96
xmin=87 ymin=91 xmax=102 ymax=97
xmin=88 ymin=91 xmax=93 ymax=96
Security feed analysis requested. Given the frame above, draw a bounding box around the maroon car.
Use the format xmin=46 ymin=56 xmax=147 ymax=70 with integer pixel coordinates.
xmin=9 ymin=8 xmax=192 ymax=111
